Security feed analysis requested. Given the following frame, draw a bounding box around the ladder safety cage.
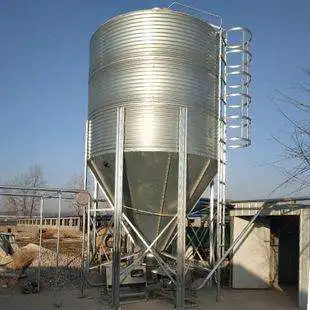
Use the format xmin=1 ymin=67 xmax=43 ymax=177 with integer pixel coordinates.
xmin=225 ymin=27 xmax=252 ymax=148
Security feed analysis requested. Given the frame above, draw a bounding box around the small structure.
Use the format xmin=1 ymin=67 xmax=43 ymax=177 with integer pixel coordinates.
xmin=230 ymin=198 xmax=310 ymax=309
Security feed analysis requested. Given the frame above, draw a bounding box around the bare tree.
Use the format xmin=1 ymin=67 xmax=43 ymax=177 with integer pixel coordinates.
xmin=67 ymin=174 xmax=85 ymax=216
xmin=3 ymin=165 xmax=46 ymax=217
xmin=273 ymin=70 xmax=310 ymax=193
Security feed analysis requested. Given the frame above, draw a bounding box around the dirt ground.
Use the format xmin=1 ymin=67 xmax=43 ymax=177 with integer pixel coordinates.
xmin=0 ymin=287 xmax=300 ymax=310
xmin=0 ymin=225 xmax=300 ymax=309
xmin=0 ymin=225 xmax=83 ymax=257
xmin=0 ymin=225 xmax=83 ymax=294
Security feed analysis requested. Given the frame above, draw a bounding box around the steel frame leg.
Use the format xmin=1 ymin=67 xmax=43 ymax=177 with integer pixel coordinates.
xmin=216 ymin=183 xmax=222 ymax=300
xmin=207 ymin=181 xmax=215 ymax=287
xmin=112 ymin=107 xmax=125 ymax=310
xmin=209 ymin=181 xmax=215 ymax=267
xmin=81 ymin=200 xmax=87 ymax=297
xmin=83 ymin=120 xmax=89 ymax=191
xmin=93 ymin=179 xmax=98 ymax=255
xmin=176 ymin=107 xmax=187 ymax=310
xmin=81 ymin=120 xmax=89 ymax=297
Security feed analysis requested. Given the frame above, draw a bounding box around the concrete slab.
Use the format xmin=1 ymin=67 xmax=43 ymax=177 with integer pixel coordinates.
xmin=0 ymin=288 xmax=299 ymax=310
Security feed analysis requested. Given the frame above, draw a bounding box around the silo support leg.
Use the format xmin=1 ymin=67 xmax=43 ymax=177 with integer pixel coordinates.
xmin=176 ymin=107 xmax=188 ymax=310
xmin=112 ymin=107 xmax=125 ymax=310
xmin=209 ymin=181 xmax=215 ymax=267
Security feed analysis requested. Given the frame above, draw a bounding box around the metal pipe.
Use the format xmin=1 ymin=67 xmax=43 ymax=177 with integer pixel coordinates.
xmin=83 ymin=120 xmax=89 ymax=191
xmin=89 ymin=208 xmax=113 ymax=212
xmin=307 ymin=268 xmax=310 ymax=310
xmin=56 ymin=196 xmax=61 ymax=266
xmin=0 ymin=185 xmax=81 ymax=194
xmin=167 ymin=1 xmax=223 ymax=28
xmin=183 ymin=223 xmax=210 ymax=277
xmin=0 ymin=192 xmax=75 ymax=199
xmin=82 ymin=118 xmax=90 ymax=293
xmin=229 ymin=196 xmax=310 ymax=204
xmin=37 ymin=197 xmax=44 ymax=292
xmin=165 ymin=231 xmax=177 ymax=251
xmin=186 ymin=228 xmax=204 ymax=262
xmin=209 ymin=181 xmax=215 ymax=266
xmin=112 ymin=106 xmax=125 ymax=310
xmin=84 ymin=199 xmax=107 ymax=288
xmin=195 ymin=202 xmax=271 ymax=290
xmin=86 ymin=201 xmax=91 ymax=267
xmin=216 ymin=188 xmax=222 ymax=294
xmin=161 ymin=252 xmax=211 ymax=272
xmin=191 ymin=224 xmax=210 ymax=255
xmin=80 ymin=199 xmax=87 ymax=297
xmin=54 ymin=195 xmax=62 ymax=307
xmin=79 ymin=187 xmax=91 ymax=294
xmin=90 ymin=196 xmax=310 ymax=207
xmin=93 ymin=179 xmax=98 ymax=256
xmin=221 ymin=196 xmax=226 ymax=258
xmin=176 ymin=107 xmax=187 ymax=310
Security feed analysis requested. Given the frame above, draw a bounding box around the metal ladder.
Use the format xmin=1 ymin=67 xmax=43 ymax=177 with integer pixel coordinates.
xmin=215 ymin=26 xmax=252 ymax=298
xmin=216 ymin=29 xmax=228 ymax=299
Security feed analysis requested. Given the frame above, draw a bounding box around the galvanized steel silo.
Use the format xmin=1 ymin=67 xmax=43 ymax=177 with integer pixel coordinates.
xmin=88 ymin=8 xmax=220 ymax=250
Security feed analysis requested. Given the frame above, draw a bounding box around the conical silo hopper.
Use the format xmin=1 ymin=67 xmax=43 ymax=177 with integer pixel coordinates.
xmin=87 ymin=8 xmax=219 ymax=252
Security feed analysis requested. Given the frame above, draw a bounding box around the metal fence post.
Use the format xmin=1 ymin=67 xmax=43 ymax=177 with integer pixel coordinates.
xmin=54 ymin=194 xmax=62 ymax=307
xmin=37 ymin=197 xmax=44 ymax=292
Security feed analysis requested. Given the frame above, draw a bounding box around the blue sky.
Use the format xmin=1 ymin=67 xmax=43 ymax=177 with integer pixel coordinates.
xmin=0 ymin=0 xmax=309 ymax=199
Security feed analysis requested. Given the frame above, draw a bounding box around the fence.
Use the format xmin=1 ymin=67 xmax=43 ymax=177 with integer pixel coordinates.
xmin=17 ymin=217 xmax=81 ymax=229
